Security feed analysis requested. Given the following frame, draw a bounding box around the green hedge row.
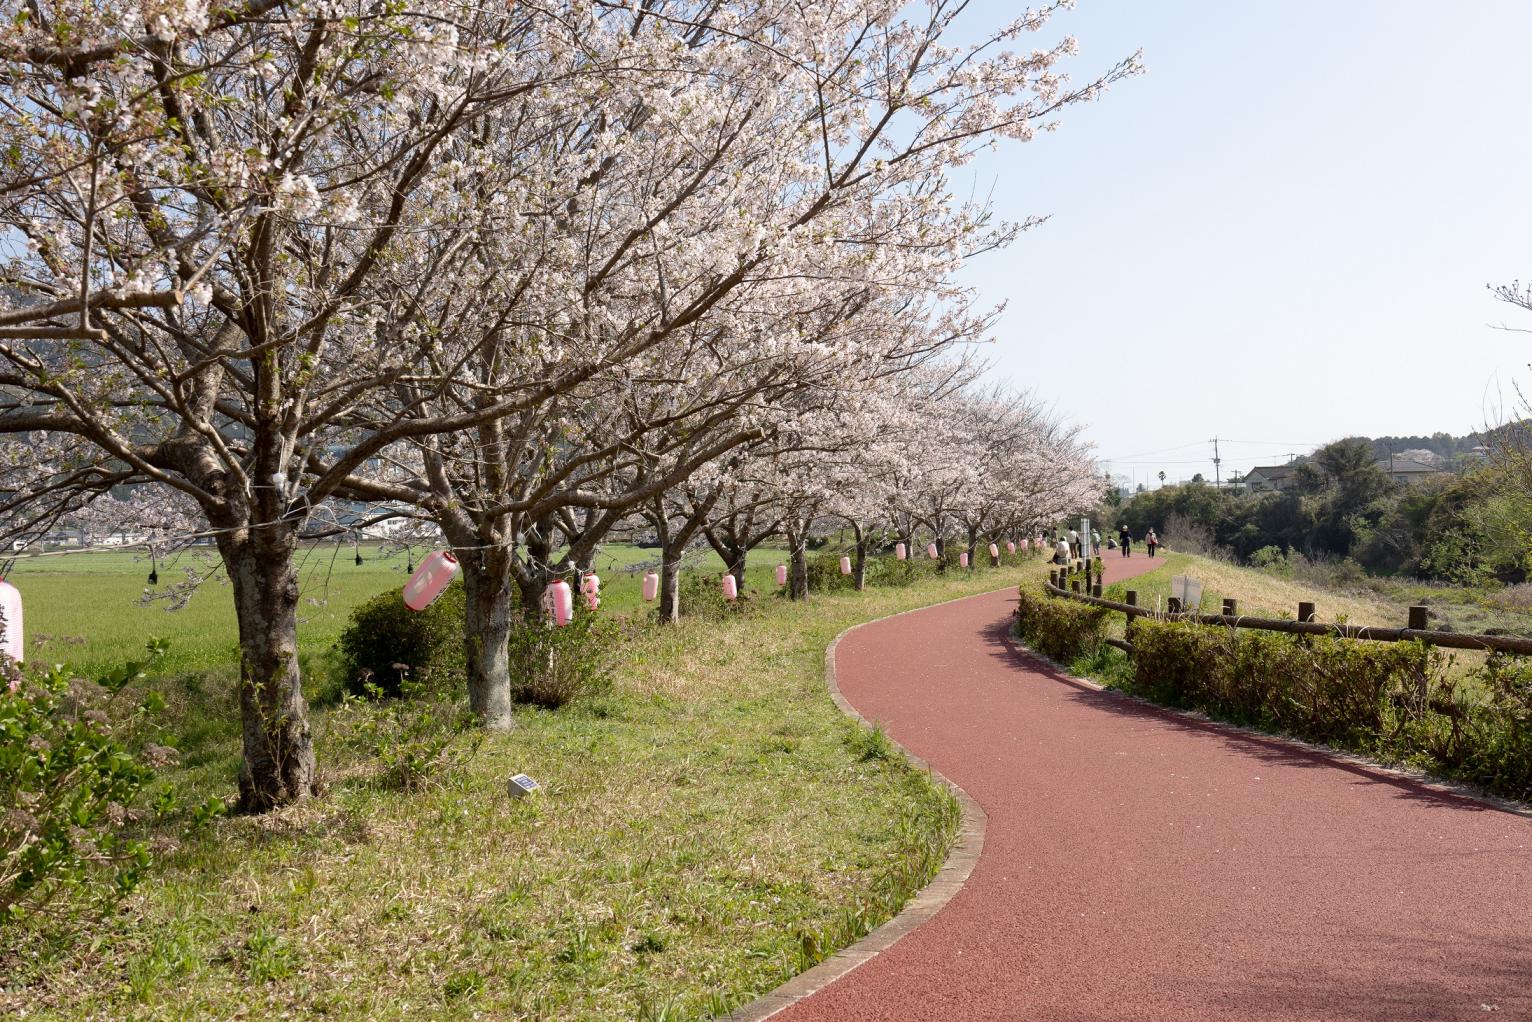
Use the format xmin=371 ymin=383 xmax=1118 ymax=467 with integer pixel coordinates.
xmin=1123 ymin=618 xmax=1532 ymax=804
xmin=1014 ymin=587 xmax=1110 ymax=663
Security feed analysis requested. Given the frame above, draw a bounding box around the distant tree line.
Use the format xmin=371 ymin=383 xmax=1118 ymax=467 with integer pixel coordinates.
xmin=1113 ymin=438 xmax=1532 ymax=585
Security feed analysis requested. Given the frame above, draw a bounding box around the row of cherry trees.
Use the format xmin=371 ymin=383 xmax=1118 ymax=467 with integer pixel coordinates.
xmin=0 ymin=0 xmax=1135 ymax=809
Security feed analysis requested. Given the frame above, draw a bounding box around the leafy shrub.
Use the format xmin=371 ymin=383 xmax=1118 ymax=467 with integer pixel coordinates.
xmin=332 ymin=675 xmax=482 ymax=792
xmin=677 ymin=572 xmax=749 ymax=620
xmin=1249 ymin=545 xmax=1292 ymax=577
xmin=1126 ymin=620 xmax=1433 ymax=745
xmin=506 ymin=610 xmax=614 ymax=708
xmin=1014 ymin=588 xmax=1109 ymax=663
xmin=2 ymin=643 xmax=179 ymax=936
xmin=1117 ymin=619 xmax=1532 ymax=803
xmin=805 ymin=554 xmax=858 ymax=594
xmin=864 ymin=555 xmax=934 ymax=588
xmin=336 ymin=583 xmax=468 ymax=698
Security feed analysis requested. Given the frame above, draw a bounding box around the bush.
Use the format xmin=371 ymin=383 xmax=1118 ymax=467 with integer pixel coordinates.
xmin=505 ymin=610 xmax=614 ymax=708
xmin=1126 ymin=620 xmax=1432 ymax=746
xmin=677 ymin=571 xmax=752 ymax=620
xmin=805 ymin=554 xmax=858 ymax=594
xmin=863 ymin=555 xmax=934 ymax=588
xmin=1014 ymin=588 xmax=1109 ymax=663
xmin=332 ymin=676 xmax=482 ymax=792
xmin=1249 ymin=545 xmax=1291 ymax=577
xmin=1115 ymin=619 xmax=1532 ymax=803
xmin=2 ymin=643 xmax=180 ymax=937
xmin=336 ymin=583 xmax=469 ymax=698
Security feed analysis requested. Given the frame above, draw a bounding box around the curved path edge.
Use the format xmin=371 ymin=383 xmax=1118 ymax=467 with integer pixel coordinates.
xmin=723 ymin=589 xmax=1008 ymax=1022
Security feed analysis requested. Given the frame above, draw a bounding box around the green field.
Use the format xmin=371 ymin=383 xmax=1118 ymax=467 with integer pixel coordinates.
xmin=10 ymin=541 xmax=791 ymax=677
xmin=4 ymin=542 xmax=1049 ymax=1020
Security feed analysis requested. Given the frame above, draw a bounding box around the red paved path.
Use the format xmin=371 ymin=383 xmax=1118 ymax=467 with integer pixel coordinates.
xmin=778 ymin=551 xmax=1532 ymax=1021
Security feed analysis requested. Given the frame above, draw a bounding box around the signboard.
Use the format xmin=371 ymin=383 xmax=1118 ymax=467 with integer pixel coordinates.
xmin=1170 ymin=575 xmax=1203 ymax=608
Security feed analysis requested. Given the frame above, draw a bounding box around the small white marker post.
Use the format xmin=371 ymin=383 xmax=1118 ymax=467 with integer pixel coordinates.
xmin=507 ymin=773 xmax=541 ymax=799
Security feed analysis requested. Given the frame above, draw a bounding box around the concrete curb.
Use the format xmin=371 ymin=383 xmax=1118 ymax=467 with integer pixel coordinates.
xmin=723 ymin=588 xmax=1009 ymax=1022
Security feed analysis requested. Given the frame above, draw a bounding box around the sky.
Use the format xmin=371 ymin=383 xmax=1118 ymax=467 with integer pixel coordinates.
xmin=954 ymin=0 xmax=1532 ymax=487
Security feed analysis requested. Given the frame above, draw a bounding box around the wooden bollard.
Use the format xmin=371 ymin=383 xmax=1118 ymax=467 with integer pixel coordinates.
xmin=1222 ymin=598 xmax=1238 ymax=616
xmin=1167 ymin=596 xmax=1183 ymax=615
xmin=1298 ymin=601 xmax=1315 ymax=623
xmin=1049 ymin=570 xmax=1059 ymax=588
xmin=1408 ymin=605 xmax=1429 ymax=631
xmin=1071 ymin=580 xmax=1082 ymax=594
xmin=1092 ymin=584 xmax=1103 ymax=598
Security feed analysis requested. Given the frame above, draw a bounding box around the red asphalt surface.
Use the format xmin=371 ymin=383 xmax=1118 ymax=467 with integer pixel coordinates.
xmin=777 ymin=551 xmax=1532 ymax=1022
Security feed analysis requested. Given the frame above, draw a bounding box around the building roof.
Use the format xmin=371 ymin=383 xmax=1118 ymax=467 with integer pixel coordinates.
xmin=1378 ymin=458 xmax=1444 ymax=475
xmin=1246 ymin=464 xmax=1296 ymax=480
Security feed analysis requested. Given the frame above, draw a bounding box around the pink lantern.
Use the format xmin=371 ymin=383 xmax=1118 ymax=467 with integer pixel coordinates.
xmin=581 ymin=573 xmax=600 ymax=595
xmin=546 ymin=579 xmax=574 ymax=627
xmin=1007 ymin=541 xmax=1017 ymax=554
xmin=403 ymin=551 xmax=460 ymax=611
xmin=926 ymin=543 xmax=938 ymax=560
xmin=988 ymin=543 xmax=1000 ymax=559
xmin=642 ymin=571 xmax=659 ymax=601
xmin=895 ymin=542 xmax=907 ymax=561
xmin=1019 ymin=539 xmax=1028 ymax=552
xmin=721 ymin=574 xmax=739 ymax=601
xmin=959 ymin=551 xmax=969 ymax=568
xmin=839 ymin=555 xmax=852 ymax=575
xmin=0 ymin=579 xmax=22 ymax=665
xmin=775 ymin=564 xmax=788 ymax=586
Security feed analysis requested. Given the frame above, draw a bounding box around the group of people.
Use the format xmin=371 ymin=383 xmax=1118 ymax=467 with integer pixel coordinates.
xmin=1044 ymin=524 xmax=1159 ymax=565
xmin=1115 ymin=525 xmax=1159 ymax=558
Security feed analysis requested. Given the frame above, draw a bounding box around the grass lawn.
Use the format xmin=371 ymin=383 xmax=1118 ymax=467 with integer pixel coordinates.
xmin=1100 ymin=550 xmax=1404 ymax=625
xmin=3 ymin=545 xmax=1050 ymax=1021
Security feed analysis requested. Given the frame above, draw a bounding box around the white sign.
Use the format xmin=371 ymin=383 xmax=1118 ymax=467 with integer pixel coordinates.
xmin=507 ymin=773 xmax=541 ymax=799
xmin=1170 ymin=575 xmax=1203 ymax=608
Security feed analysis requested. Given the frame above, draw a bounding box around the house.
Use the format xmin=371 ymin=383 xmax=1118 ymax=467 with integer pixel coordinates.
xmin=1377 ymin=458 xmax=1447 ymax=486
xmin=1243 ymin=464 xmax=1297 ymax=493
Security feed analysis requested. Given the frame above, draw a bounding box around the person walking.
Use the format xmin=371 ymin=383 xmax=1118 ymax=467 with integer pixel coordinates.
xmin=1067 ymin=527 xmax=1080 ymax=560
xmin=1146 ymin=529 xmax=1159 ymax=558
xmin=1054 ymin=535 xmax=1070 ymax=565
xmin=1118 ymin=525 xmax=1131 ymax=557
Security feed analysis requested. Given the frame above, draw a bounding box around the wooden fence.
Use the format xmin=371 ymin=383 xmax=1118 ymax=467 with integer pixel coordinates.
xmin=1044 ymin=565 xmax=1532 ymax=658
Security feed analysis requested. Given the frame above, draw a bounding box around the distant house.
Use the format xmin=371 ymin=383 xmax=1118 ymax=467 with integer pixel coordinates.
xmin=1377 ymin=458 xmax=1447 ymax=486
xmin=1244 ymin=464 xmax=1297 ymax=493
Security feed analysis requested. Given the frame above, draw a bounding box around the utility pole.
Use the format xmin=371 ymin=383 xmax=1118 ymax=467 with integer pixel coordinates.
xmin=1210 ymin=436 xmax=1222 ymax=489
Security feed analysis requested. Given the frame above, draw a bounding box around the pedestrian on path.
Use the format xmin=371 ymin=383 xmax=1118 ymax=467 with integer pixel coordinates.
xmin=1118 ymin=525 xmax=1131 ymax=557
xmin=1068 ymin=528 xmax=1080 ymax=559
xmin=1146 ymin=529 xmax=1159 ymax=558
xmin=1054 ymin=536 xmax=1070 ymax=565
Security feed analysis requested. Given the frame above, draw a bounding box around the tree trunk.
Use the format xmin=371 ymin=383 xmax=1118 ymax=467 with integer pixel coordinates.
xmin=788 ymin=527 xmax=809 ymax=600
xmin=658 ymin=547 xmax=683 ymax=624
xmin=852 ymin=522 xmax=867 ymax=591
xmin=221 ymin=527 xmax=317 ymax=813
xmin=462 ymin=544 xmax=516 ymax=730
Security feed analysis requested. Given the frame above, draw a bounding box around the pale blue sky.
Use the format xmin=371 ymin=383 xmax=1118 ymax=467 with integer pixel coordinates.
xmin=957 ymin=0 xmax=1532 ymax=485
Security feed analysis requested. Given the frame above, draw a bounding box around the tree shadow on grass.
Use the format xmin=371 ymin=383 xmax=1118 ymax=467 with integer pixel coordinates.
xmin=978 ymin=612 xmax=1529 ymax=821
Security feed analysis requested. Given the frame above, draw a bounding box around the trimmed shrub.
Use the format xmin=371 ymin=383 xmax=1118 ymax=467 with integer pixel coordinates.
xmin=2 ymin=644 xmax=183 ymax=937
xmin=1014 ymin=588 xmax=1109 ymax=663
xmin=805 ymin=554 xmax=858 ymax=594
xmin=1118 ymin=619 xmax=1532 ymax=803
xmin=1126 ymin=620 xmax=1432 ymax=746
xmin=505 ymin=610 xmax=614 ymax=708
xmin=336 ymin=583 xmax=468 ymax=698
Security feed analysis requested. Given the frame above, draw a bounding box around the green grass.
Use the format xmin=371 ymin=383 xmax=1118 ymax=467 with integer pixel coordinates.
xmin=11 ymin=542 xmax=792 ymax=676
xmin=3 ymin=545 xmax=1050 ymax=1020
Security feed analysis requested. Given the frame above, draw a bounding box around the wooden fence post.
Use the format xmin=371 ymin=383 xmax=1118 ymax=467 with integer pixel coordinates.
xmin=1222 ymin=598 xmax=1238 ymax=616
xmin=1071 ymin=580 xmax=1082 ymax=594
xmin=1298 ymin=601 xmax=1315 ymax=623
xmin=1167 ymin=596 xmax=1182 ymax=615
xmin=1408 ymin=606 xmax=1428 ymax=631
xmin=1092 ymin=583 xmax=1103 ymax=598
